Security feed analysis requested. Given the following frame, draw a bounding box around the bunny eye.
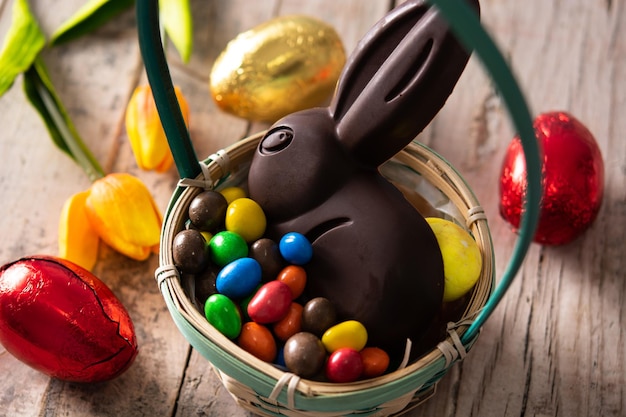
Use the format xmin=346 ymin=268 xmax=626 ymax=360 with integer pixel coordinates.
xmin=260 ymin=127 xmax=293 ymax=154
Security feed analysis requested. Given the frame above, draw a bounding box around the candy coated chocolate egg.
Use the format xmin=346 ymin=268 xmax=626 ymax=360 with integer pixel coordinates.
xmin=325 ymin=348 xmax=363 ymax=383
xmin=220 ymin=186 xmax=247 ymax=204
xmin=249 ymin=238 xmax=284 ymax=282
xmin=209 ymin=231 xmax=248 ymax=267
xmin=247 ymin=280 xmax=292 ymax=323
xmin=0 ymin=256 xmax=137 ymax=382
xmin=283 ymin=332 xmax=326 ymax=378
xmin=225 ymin=198 xmax=267 ymax=242
xmin=426 ymin=217 xmax=482 ymax=302
xmin=238 ymin=322 xmax=277 ymax=362
xmin=499 ymin=111 xmax=604 ymax=245
xmin=279 ymin=232 xmax=312 ymax=265
xmin=301 ymin=297 xmax=337 ymax=337
xmin=322 ymin=320 xmax=367 ymax=353
xmin=360 ymin=347 xmax=390 ymax=378
xmin=204 ymin=294 xmax=242 ymax=339
xmin=210 ymin=15 xmax=346 ymax=122
xmin=273 ymin=302 xmax=303 ymax=342
xmin=216 ymin=258 xmax=262 ymax=299
xmin=173 ymin=229 xmax=210 ymax=274
xmin=188 ymin=190 xmax=228 ymax=232
xmin=276 ymin=265 xmax=307 ymax=299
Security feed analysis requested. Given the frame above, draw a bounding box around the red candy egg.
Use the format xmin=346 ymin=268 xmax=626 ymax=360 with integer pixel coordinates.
xmin=499 ymin=111 xmax=604 ymax=245
xmin=247 ymin=280 xmax=292 ymax=323
xmin=0 ymin=256 xmax=138 ymax=382
xmin=325 ymin=347 xmax=364 ymax=383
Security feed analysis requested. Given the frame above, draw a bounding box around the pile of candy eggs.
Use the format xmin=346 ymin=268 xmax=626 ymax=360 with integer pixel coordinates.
xmin=171 ymin=187 xmax=392 ymax=382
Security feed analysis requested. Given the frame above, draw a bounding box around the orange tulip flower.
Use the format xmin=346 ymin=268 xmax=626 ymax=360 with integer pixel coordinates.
xmin=58 ymin=173 xmax=162 ymax=269
xmin=125 ymin=85 xmax=189 ymax=172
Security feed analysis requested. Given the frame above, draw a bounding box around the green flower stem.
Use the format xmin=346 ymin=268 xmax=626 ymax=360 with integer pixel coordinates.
xmin=23 ymin=57 xmax=106 ymax=182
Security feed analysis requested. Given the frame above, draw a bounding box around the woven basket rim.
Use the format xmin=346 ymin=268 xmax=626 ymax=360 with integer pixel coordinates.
xmin=156 ymin=132 xmax=494 ymax=404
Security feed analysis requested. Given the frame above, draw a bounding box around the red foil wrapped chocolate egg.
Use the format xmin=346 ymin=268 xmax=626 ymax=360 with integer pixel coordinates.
xmin=499 ymin=111 xmax=604 ymax=245
xmin=0 ymin=256 xmax=138 ymax=382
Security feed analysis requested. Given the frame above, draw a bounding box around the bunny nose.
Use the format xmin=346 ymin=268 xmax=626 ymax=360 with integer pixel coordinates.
xmin=260 ymin=127 xmax=294 ymax=154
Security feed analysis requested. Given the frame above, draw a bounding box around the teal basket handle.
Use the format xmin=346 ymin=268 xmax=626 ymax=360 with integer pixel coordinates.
xmin=136 ymin=0 xmax=541 ymax=346
xmin=136 ymin=0 xmax=200 ymax=180
xmin=427 ymin=0 xmax=541 ymax=343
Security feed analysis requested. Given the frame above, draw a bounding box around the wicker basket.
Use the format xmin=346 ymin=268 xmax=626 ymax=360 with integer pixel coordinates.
xmin=139 ymin=0 xmax=542 ymax=415
xmin=156 ymin=131 xmax=493 ymax=415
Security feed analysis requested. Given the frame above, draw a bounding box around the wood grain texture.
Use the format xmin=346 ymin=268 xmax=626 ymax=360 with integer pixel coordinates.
xmin=0 ymin=0 xmax=624 ymax=416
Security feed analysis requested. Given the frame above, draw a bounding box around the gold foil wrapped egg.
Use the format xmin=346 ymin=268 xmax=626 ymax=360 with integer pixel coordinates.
xmin=209 ymin=15 xmax=346 ymax=122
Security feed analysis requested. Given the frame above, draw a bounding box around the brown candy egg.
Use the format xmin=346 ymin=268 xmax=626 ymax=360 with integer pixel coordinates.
xmin=209 ymin=15 xmax=346 ymax=122
xmin=249 ymin=238 xmax=284 ymax=282
xmin=283 ymin=332 xmax=326 ymax=378
xmin=301 ymin=297 xmax=337 ymax=337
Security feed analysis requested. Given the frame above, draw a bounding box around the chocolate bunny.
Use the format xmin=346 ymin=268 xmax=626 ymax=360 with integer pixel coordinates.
xmin=248 ymin=0 xmax=480 ymax=354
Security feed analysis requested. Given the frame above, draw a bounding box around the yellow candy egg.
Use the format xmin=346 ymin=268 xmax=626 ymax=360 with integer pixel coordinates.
xmin=225 ymin=198 xmax=267 ymax=243
xmin=426 ymin=217 xmax=482 ymax=302
xmin=209 ymin=15 xmax=346 ymax=122
xmin=321 ymin=320 xmax=367 ymax=353
xmin=220 ymin=187 xmax=247 ymax=204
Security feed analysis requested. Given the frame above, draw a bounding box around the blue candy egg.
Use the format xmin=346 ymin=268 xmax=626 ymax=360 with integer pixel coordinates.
xmin=279 ymin=232 xmax=313 ymax=265
xmin=216 ymin=257 xmax=262 ymax=299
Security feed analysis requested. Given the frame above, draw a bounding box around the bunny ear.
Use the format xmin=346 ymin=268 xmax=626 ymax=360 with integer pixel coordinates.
xmin=330 ymin=0 xmax=480 ymax=167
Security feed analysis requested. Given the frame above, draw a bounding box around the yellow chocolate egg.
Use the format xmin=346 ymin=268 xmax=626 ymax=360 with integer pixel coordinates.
xmin=209 ymin=15 xmax=346 ymax=122
xmin=426 ymin=218 xmax=483 ymax=302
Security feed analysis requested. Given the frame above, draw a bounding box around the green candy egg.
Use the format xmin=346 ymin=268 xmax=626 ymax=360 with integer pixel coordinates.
xmin=204 ymin=294 xmax=241 ymax=339
xmin=209 ymin=231 xmax=248 ymax=267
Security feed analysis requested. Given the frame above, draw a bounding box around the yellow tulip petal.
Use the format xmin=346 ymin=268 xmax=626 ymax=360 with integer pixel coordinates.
xmin=58 ymin=190 xmax=99 ymax=270
xmin=86 ymin=173 xmax=162 ymax=261
xmin=125 ymin=85 xmax=189 ymax=172
xmin=154 ymin=152 xmax=173 ymax=173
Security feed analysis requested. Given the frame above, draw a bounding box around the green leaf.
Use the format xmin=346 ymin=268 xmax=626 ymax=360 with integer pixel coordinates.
xmin=0 ymin=0 xmax=46 ymax=96
xmin=160 ymin=0 xmax=193 ymax=63
xmin=23 ymin=58 xmax=105 ymax=181
xmin=49 ymin=0 xmax=135 ymax=46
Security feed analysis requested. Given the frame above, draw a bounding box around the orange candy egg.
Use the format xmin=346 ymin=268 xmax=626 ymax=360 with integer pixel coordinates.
xmin=238 ymin=322 xmax=277 ymax=362
xmin=360 ymin=347 xmax=390 ymax=378
xmin=276 ymin=265 xmax=307 ymax=299
xmin=273 ymin=302 xmax=303 ymax=342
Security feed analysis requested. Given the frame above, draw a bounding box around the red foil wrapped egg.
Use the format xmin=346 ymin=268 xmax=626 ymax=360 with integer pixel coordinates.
xmin=0 ymin=255 xmax=138 ymax=382
xmin=499 ymin=111 xmax=604 ymax=245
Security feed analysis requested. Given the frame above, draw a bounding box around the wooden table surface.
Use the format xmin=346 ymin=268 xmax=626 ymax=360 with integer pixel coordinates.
xmin=0 ymin=0 xmax=624 ymax=416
